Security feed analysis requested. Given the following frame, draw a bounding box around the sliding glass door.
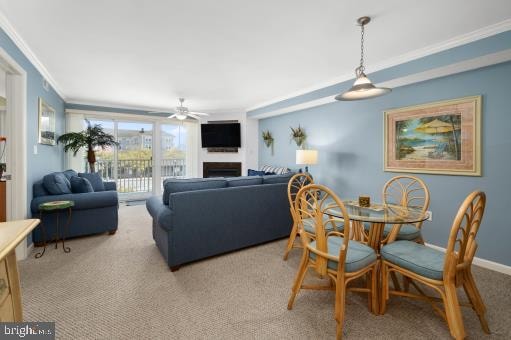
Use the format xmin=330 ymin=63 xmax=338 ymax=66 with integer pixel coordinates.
xmin=75 ymin=115 xmax=195 ymax=201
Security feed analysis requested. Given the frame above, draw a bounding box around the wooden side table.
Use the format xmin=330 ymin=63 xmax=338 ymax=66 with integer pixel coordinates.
xmin=36 ymin=200 xmax=74 ymax=258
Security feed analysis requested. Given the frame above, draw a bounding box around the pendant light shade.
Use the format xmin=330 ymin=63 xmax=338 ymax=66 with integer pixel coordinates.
xmin=335 ymin=17 xmax=391 ymax=101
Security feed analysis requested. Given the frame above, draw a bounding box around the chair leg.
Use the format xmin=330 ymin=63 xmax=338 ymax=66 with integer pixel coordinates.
xmin=287 ymin=250 xmax=309 ymax=310
xmin=370 ymin=264 xmax=378 ymax=314
xmin=443 ymin=283 xmax=466 ymax=340
xmin=463 ymin=271 xmax=490 ymax=334
xmin=283 ymin=221 xmax=298 ymax=260
xmin=380 ymin=262 xmax=389 ymax=315
xmin=335 ymin=276 xmax=346 ymax=340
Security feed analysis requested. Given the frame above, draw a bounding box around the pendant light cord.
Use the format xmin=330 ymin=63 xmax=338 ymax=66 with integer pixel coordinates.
xmin=355 ymin=22 xmax=366 ymax=77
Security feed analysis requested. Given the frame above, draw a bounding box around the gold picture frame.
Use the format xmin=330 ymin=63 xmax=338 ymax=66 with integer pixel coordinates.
xmin=384 ymin=96 xmax=481 ymax=176
xmin=38 ymin=97 xmax=56 ymax=145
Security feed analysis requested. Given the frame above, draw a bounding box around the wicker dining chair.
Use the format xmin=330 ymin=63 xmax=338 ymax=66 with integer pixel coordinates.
xmin=379 ymin=175 xmax=430 ymax=243
xmin=380 ymin=191 xmax=489 ymax=339
xmin=287 ymin=184 xmax=378 ymax=340
xmin=283 ymin=173 xmax=314 ymax=260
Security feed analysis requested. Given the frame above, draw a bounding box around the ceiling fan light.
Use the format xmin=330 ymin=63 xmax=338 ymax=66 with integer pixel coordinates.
xmin=176 ymin=114 xmax=187 ymax=120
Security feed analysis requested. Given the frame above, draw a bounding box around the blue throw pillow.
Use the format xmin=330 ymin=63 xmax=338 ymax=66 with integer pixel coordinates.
xmin=43 ymin=172 xmax=72 ymax=195
xmin=70 ymin=176 xmax=94 ymax=193
xmin=62 ymin=169 xmax=78 ymax=180
xmin=78 ymin=172 xmax=105 ymax=192
xmin=262 ymin=173 xmax=295 ymax=184
xmin=248 ymin=169 xmax=265 ymax=176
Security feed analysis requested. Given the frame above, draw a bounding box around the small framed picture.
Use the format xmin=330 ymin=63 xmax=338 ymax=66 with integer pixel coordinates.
xmin=384 ymin=96 xmax=481 ymax=176
xmin=38 ymin=97 xmax=56 ymax=145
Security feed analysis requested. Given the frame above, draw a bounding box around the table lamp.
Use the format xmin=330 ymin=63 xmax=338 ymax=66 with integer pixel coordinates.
xmin=296 ymin=149 xmax=318 ymax=175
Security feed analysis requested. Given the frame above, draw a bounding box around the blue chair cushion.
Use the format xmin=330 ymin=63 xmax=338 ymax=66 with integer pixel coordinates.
xmin=70 ymin=176 xmax=94 ymax=193
xmin=78 ymin=172 xmax=105 ymax=192
xmin=62 ymin=169 xmax=78 ymax=180
xmin=227 ymin=176 xmax=262 ymax=187
xmin=309 ymin=236 xmax=376 ymax=273
xmin=381 ymin=240 xmax=445 ymax=280
xmin=364 ymin=223 xmax=421 ymax=241
xmin=43 ymin=172 xmax=72 ymax=195
xmin=162 ymin=178 xmax=227 ymax=205
xmin=262 ymin=173 xmax=294 ymax=184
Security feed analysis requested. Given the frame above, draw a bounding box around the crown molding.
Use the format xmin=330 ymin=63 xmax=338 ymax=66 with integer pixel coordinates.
xmin=249 ymin=48 xmax=511 ymax=119
xmin=0 ymin=10 xmax=66 ymax=100
xmin=247 ymin=18 xmax=511 ymax=112
xmin=66 ymin=98 xmax=246 ymax=116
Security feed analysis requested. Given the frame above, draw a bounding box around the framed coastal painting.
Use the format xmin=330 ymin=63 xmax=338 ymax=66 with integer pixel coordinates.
xmin=384 ymin=96 xmax=481 ymax=176
xmin=38 ymin=97 xmax=56 ymax=145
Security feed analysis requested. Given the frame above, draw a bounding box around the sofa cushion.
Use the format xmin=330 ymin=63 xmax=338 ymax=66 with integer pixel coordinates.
xmin=78 ymin=172 xmax=105 ymax=192
xmin=309 ymin=236 xmax=377 ymax=273
xmin=70 ymin=176 xmax=94 ymax=193
xmin=43 ymin=172 xmax=72 ymax=195
xmin=381 ymin=240 xmax=445 ymax=280
xmin=162 ymin=178 xmax=227 ymax=205
xmin=227 ymin=176 xmax=262 ymax=187
xmin=62 ymin=169 xmax=78 ymax=180
xmin=262 ymin=173 xmax=294 ymax=184
xmin=260 ymin=165 xmax=291 ymax=175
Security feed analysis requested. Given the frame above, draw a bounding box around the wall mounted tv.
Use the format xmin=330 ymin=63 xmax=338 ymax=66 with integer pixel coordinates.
xmin=201 ymin=123 xmax=241 ymax=148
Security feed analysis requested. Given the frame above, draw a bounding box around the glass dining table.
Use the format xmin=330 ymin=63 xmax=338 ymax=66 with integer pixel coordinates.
xmin=325 ymin=200 xmax=428 ymax=252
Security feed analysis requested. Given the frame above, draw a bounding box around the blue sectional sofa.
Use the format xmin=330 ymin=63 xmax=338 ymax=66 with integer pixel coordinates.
xmin=146 ymin=174 xmax=294 ymax=271
xmin=31 ymin=170 xmax=119 ymax=244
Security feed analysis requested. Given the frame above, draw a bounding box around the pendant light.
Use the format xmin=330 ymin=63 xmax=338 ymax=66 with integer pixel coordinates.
xmin=335 ymin=16 xmax=391 ymax=101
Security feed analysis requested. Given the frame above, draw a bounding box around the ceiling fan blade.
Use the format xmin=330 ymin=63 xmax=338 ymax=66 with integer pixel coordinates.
xmin=187 ymin=114 xmax=202 ymax=120
xmin=148 ymin=111 xmax=165 ymax=114
xmin=167 ymin=114 xmax=177 ymax=119
xmin=189 ymin=111 xmax=209 ymax=116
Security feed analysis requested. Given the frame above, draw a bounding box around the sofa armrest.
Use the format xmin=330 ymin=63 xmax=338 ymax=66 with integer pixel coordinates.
xmin=31 ymin=191 xmax=119 ymax=213
xmin=104 ymin=181 xmax=117 ymax=191
xmin=146 ymin=196 xmax=174 ymax=231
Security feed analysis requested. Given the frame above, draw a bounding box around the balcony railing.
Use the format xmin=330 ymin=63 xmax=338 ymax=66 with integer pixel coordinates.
xmin=85 ymin=158 xmax=186 ymax=193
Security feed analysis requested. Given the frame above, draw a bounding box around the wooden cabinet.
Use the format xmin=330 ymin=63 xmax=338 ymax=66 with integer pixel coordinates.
xmin=0 ymin=219 xmax=39 ymax=321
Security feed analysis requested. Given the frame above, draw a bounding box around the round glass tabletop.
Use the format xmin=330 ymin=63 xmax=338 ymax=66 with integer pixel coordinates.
xmin=325 ymin=200 xmax=428 ymax=224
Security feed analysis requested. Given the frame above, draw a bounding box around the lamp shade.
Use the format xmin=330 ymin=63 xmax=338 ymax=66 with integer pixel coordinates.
xmin=296 ymin=149 xmax=318 ymax=165
xmin=335 ymin=73 xmax=391 ymax=101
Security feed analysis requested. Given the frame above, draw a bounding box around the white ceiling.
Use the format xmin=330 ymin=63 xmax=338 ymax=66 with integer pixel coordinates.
xmin=0 ymin=0 xmax=510 ymax=113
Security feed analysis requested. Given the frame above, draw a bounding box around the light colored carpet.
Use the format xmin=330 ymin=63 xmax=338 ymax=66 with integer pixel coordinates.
xmin=18 ymin=205 xmax=511 ymax=339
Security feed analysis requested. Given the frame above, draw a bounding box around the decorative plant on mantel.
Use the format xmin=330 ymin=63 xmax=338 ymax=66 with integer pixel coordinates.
xmin=262 ymin=130 xmax=274 ymax=156
xmin=57 ymin=120 xmax=119 ymax=173
xmin=290 ymin=125 xmax=307 ymax=149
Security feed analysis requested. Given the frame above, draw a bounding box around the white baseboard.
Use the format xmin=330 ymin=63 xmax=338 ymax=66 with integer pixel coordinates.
xmin=425 ymin=243 xmax=511 ymax=276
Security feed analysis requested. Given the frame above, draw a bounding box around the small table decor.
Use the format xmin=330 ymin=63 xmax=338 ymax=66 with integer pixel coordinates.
xmin=36 ymin=200 xmax=74 ymax=258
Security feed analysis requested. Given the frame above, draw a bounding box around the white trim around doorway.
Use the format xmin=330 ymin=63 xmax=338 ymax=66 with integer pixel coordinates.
xmin=0 ymin=46 xmax=29 ymax=260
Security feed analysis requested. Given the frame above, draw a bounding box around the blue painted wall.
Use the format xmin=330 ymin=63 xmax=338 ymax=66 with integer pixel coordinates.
xmin=258 ymin=61 xmax=511 ymax=266
xmin=0 ymin=28 xmax=65 ymax=219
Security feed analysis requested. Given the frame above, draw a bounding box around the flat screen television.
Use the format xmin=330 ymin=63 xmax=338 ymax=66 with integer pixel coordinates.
xmin=201 ymin=123 xmax=241 ymax=148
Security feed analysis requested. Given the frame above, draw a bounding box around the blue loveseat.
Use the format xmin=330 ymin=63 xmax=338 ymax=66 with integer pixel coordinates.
xmin=31 ymin=170 xmax=119 ymax=244
xmin=146 ymin=174 xmax=294 ymax=271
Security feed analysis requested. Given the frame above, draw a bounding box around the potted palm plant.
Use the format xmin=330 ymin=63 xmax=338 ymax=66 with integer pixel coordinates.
xmin=57 ymin=120 xmax=119 ymax=173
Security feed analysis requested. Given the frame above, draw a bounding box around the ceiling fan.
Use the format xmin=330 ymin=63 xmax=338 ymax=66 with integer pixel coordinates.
xmin=149 ymin=98 xmax=209 ymax=120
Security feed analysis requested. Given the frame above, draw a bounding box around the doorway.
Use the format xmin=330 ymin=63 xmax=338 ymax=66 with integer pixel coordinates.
xmin=0 ymin=46 xmax=28 ymax=259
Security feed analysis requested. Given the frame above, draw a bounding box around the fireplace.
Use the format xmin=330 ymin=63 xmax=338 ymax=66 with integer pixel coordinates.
xmin=203 ymin=162 xmax=242 ymax=178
